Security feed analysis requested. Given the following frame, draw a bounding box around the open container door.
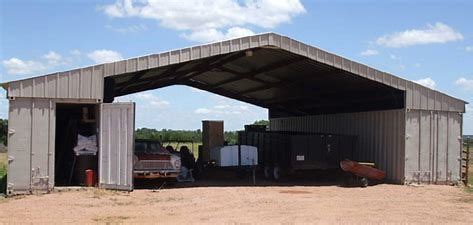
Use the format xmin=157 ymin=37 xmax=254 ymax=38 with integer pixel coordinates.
xmin=99 ymin=102 xmax=135 ymax=191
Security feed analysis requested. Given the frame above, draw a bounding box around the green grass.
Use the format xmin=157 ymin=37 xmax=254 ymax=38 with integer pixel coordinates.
xmin=0 ymin=153 xmax=6 ymax=176
xmin=0 ymin=152 xmax=6 ymax=194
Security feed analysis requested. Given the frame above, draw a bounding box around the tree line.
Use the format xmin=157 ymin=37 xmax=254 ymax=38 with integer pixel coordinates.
xmin=135 ymin=128 xmax=240 ymax=144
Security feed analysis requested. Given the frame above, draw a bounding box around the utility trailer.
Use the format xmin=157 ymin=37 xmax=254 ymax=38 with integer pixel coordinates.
xmin=238 ymin=131 xmax=357 ymax=180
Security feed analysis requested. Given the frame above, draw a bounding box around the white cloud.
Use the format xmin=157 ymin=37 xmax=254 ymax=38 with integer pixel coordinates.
xmin=414 ymin=77 xmax=436 ymax=89
xmin=194 ymin=108 xmax=212 ymax=114
xmin=360 ymin=49 xmax=378 ymax=56
xmin=455 ymin=77 xmax=473 ymax=91
xmin=376 ymin=22 xmax=463 ymax=48
xmin=0 ymin=90 xmax=7 ymax=119
xmin=87 ymin=49 xmax=123 ymax=64
xmin=466 ymin=46 xmax=473 ymax=52
xmin=2 ymin=50 xmax=82 ymax=76
xmin=43 ymin=51 xmax=62 ymax=65
xmin=116 ymin=92 xmax=170 ymax=108
xmin=106 ymin=24 xmax=148 ymax=33
xmin=182 ymin=27 xmax=255 ymax=43
xmin=194 ymin=102 xmax=250 ymax=115
xmin=2 ymin=58 xmax=47 ymax=75
xmin=136 ymin=92 xmax=170 ymax=107
xmin=101 ymin=0 xmax=305 ymax=42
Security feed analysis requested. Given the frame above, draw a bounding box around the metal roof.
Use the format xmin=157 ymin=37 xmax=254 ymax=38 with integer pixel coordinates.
xmin=1 ymin=33 xmax=466 ymax=116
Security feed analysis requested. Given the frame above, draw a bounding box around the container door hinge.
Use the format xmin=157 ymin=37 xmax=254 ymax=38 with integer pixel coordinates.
xmin=8 ymin=129 xmax=15 ymax=135
xmin=8 ymin=155 xmax=14 ymax=163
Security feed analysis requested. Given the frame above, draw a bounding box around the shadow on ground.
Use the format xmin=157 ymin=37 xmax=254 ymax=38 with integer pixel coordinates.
xmin=134 ymin=168 xmax=383 ymax=190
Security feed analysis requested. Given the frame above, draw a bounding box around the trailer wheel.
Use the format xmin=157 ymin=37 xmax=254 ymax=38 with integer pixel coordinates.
xmin=264 ymin=166 xmax=272 ymax=179
xmin=273 ymin=166 xmax=281 ymax=180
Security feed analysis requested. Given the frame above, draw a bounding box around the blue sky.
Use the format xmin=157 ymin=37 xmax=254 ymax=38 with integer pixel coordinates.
xmin=1 ymin=0 xmax=472 ymax=133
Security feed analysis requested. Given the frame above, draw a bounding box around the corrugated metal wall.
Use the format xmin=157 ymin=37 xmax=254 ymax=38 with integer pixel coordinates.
xmin=269 ymin=109 xmax=406 ymax=183
xmin=6 ymin=65 xmax=104 ymax=100
xmin=7 ymin=98 xmax=55 ymax=194
xmin=405 ymin=110 xmax=462 ymax=184
xmin=99 ymin=103 xmax=134 ymax=191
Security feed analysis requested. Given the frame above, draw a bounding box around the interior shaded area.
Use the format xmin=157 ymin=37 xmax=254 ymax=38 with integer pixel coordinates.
xmin=104 ymin=47 xmax=405 ymax=118
xmin=55 ymin=104 xmax=98 ymax=186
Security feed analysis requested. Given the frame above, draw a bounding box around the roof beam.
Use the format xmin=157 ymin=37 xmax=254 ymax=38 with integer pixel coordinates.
xmin=115 ymin=63 xmax=188 ymax=96
xmin=114 ymin=53 xmax=236 ymax=87
xmin=238 ymin=70 xmax=343 ymax=95
xmin=116 ymin=70 xmax=151 ymax=94
xmin=210 ymin=56 xmax=306 ymax=88
xmin=174 ymin=51 xmax=247 ymax=81
xmin=116 ymin=80 xmax=177 ymax=96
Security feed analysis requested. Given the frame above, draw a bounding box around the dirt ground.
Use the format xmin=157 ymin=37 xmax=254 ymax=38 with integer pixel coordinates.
xmin=0 ymin=184 xmax=472 ymax=224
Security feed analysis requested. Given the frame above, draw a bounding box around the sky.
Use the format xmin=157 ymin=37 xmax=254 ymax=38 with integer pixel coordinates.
xmin=0 ymin=0 xmax=472 ymax=133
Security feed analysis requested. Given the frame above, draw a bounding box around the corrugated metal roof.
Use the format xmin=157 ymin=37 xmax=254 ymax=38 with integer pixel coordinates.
xmin=1 ymin=33 xmax=466 ymax=114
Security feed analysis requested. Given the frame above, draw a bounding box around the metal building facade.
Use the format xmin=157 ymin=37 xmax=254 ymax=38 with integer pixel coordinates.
xmin=1 ymin=33 xmax=466 ymax=194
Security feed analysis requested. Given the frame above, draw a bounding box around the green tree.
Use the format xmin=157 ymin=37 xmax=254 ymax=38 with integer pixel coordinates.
xmin=252 ymin=120 xmax=269 ymax=126
xmin=0 ymin=119 xmax=7 ymax=146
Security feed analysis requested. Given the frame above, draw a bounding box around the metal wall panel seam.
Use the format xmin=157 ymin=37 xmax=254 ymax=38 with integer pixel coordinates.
xmin=28 ymin=99 xmax=34 ymax=192
xmin=446 ymin=112 xmax=449 ymax=182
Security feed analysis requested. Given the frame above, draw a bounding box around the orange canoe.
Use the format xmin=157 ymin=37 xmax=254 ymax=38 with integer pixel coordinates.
xmin=340 ymin=159 xmax=386 ymax=180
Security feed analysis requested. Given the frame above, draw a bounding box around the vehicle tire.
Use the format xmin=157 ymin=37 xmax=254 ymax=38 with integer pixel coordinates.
xmin=360 ymin=177 xmax=368 ymax=187
xmin=273 ymin=166 xmax=281 ymax=181
xmin=264 ymin=166 xmax=273 ymax=179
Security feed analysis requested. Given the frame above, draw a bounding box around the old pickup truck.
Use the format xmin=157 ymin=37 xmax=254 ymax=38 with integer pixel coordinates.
xmin=133 ymin=139 xmax=181 ymax=179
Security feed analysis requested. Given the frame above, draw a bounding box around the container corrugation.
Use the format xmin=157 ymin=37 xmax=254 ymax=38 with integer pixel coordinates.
xmin=99 ymin=103 xmax=134 ymax=191
xmin=404 ymin=109 xmax=462 ymax=184
xmin=269 ymin=109 xmax=406 ymax=183
xmin=5 ymin=65 xmax=104 ymax=100
xmin=7 ymin=98 xmax=55 ymax=195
